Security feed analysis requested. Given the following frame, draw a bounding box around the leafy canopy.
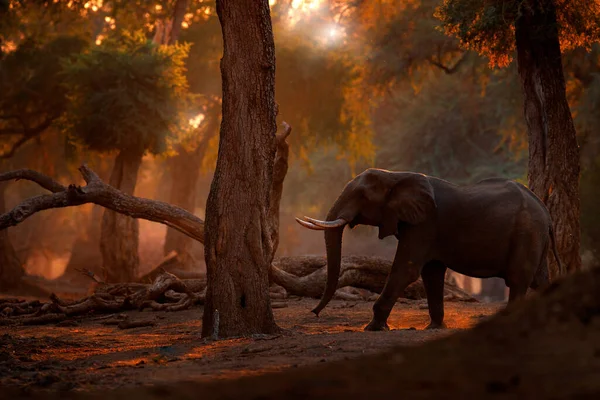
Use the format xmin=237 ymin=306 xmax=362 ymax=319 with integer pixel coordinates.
xmin=0 ymin=35 xmax=87 ymax=158
xmin=62 ymin=30 xmax=190 ymax=155
xmin=436 ymin=0 xmax=600 ymax=66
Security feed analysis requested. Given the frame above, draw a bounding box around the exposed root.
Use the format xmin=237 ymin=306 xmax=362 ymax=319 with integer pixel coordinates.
xmin=0 ymin=271 xmax=210 ymax=326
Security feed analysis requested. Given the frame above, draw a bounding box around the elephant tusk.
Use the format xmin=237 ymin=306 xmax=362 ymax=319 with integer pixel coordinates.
xmin=303 ymin=216 xmax=347 ymax=229
xmin=295 ymin=217 xmax=325 ymax=230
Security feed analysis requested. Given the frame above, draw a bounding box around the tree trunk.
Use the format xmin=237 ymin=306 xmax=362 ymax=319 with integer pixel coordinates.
xmin=0 ymin=183 xmax=24 ymax=291
xmin=163 ymin=148 xmax=203 ymax=266
xmin=201 ymin=0 xmax=279 ymax=338
xmin=160 ymin=0 xmax=209 ymax=270
xmin=267 ymin=123 xmax=291 ymax=264
xmin=515 ymin=0 xmax=581 ymax=276
xmin=61 ymin=204 xmax=104 ymax=282
xmin=163 ymin=113 xmax=218 ymax=269
xmin=62 ymin=160 xmax=112 ymax=282
xmin=100 ymin=148 xmax=144 ymax=283
xmin=167 ymin=0 xmax=188 ymax=46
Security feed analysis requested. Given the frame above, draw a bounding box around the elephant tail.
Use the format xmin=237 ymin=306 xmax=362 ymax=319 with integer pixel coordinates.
xmin=549 ymin=224 xmax=564 ymax=276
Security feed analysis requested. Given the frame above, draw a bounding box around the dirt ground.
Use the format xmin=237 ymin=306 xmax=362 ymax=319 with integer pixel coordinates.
xmin=0 ymin=297 xmax=501 ymax=392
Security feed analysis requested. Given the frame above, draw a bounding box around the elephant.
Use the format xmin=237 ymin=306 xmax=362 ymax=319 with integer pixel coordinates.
xmin=295 ymin=168 xmax=562 ymax=331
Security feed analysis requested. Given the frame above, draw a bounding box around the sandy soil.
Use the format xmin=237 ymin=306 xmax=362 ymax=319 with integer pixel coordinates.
xmin=0 ymin=298 xmax=501 ymax=392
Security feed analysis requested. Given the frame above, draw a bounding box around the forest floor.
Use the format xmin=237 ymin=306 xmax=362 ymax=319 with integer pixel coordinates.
xmin=0 ymin=297 xmax=501 ymax=393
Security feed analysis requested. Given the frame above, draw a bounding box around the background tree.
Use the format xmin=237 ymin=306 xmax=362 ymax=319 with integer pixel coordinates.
xmin=160 ymin=1 xmax=221 ymax=269
xmin=62 ymin=31 xmax=190 ymax=282
xmin=437 ymin=0 xmax=600 ymax=275
xmin=201 ymin=0 xmax=279 ymax=338
xmin=0 ymin=181 xmax=23 ymax=291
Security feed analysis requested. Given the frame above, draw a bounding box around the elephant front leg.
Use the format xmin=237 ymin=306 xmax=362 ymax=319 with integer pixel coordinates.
xmin=365 ymin=251 xmax=421 ymax=331
xmin=421 ymin=261 xmax=447 ymax=329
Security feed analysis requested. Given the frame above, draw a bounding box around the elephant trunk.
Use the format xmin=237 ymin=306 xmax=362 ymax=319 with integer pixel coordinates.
xmin=311 ymin=225 xmax=344 ymax=316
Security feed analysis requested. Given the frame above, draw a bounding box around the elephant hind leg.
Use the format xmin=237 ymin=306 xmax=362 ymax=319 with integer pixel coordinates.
xmin=421 ymin=261 xmax=447 ymax=329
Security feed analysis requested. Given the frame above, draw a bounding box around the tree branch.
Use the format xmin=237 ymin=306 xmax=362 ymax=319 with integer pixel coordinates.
xmin=0 ymin=116 xmax=57 ymax=158
xmin=0 ymin=135 xmax=34 ymax=159
xmin=426 ymin=52 xmax=468 ymax=75
xmin=0 ymin=169 xmax=66 ymax=193
xmin=0 ymin=164 xmax=205 ymax=243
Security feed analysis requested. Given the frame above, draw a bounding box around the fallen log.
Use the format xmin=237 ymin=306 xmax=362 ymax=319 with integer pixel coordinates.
xmin=271 ymin=255 xmax=476 ymax=301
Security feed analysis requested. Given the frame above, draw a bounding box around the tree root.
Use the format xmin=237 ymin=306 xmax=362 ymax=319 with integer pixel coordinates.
xmin=0 ymin=271 xmax=210 ymax=325
xmin=0 ymin=256 xmax=477 ymax=326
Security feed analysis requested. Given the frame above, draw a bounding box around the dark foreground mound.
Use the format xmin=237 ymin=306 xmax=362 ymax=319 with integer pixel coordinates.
xmin=4 ymin=267 xmax=600 ymax=400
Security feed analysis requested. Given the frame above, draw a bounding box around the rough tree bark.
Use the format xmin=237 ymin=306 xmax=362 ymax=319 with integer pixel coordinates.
xmin=100 ymin=147 xmax=144 ymax=283
xmin=515 ymin=0 xmax=581 ymax=276
xmin=201 ymin=0 xmax=279 ymax=338
xmin=0 ymin=182 xmax=24 ymax=291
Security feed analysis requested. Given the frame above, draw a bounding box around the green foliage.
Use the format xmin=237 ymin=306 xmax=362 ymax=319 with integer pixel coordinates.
xmin=275 ymin=40 xmax=365 ymax=159
xmin=374 ymin=66 xmax=525 ymax=184
xmin=367 ymin=0 xmax=466 ymax=86
xmin=179 ymin=9 xmax=221 ymax=97
xmin=436 ymin=0 xmax=600 ymax=66
xmin=61 ymin=31 xmax=190 ymax=155
xmin=0 ymin=35 xmax=87 ymax=156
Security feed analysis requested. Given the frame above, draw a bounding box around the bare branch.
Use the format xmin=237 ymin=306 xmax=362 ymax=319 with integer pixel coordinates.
xmin=0 ymin=169 xmax=66 ymax=193
xmin=0 ymin=164 xmax=205 ymax=244
xmin=0 ymin=135 xmax=34 ymax=159
xmin=426 ymin=52 xmax=468 ymax=75
xmin=0 ymin=116 xmax=57 ymax=158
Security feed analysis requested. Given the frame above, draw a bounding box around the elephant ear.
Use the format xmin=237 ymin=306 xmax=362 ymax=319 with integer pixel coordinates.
xmin=378 ymin=174 xmax=436 ymax=239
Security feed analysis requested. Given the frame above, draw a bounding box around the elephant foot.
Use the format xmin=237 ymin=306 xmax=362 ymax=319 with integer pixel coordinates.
xmin=364 ymin=320 xmax=390 ymax=331
xmin=425 ymin=321 xmax=447 ymax=330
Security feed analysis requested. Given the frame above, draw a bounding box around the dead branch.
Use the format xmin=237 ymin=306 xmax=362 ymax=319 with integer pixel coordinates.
xmin=76 ymin=267 xmax=105 ymax=284
xmin=21 ymin=313 xmax=67 ymax=326
xmin=0 ymin=164 xmax=205 ymax=244
xmin=0 ymin=271 xmax=212 ymax=325
xmin=118 ymin=318 xmax=156 ymax=329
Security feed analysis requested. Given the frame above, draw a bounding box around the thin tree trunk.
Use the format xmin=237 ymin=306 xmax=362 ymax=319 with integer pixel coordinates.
xmin=267 ymin=123 xmax=291 ymax=265
xmin=0 ymin=183 xmax=24 ymax=291
xmin=160 ymin=0 xmax=203 ymax=269
xmin=62 ymin=160 xmax=112 ymax=281
xmin=163 ymin=114 xmax=218 ymax=268
xmin=163 ymin=148 xmax=203 ymax=264
xmin=515 ymin=0 xmax=581 ymax=276
xmin=202 ymin=0 xmax=279 ymax=338
xmin=100 ymin=148 xmax=144 ymax=283
xmin=61 ymin=204 xmax=103 ymax=281
xmin=168 ymin=0 xmax=189 ymax=46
